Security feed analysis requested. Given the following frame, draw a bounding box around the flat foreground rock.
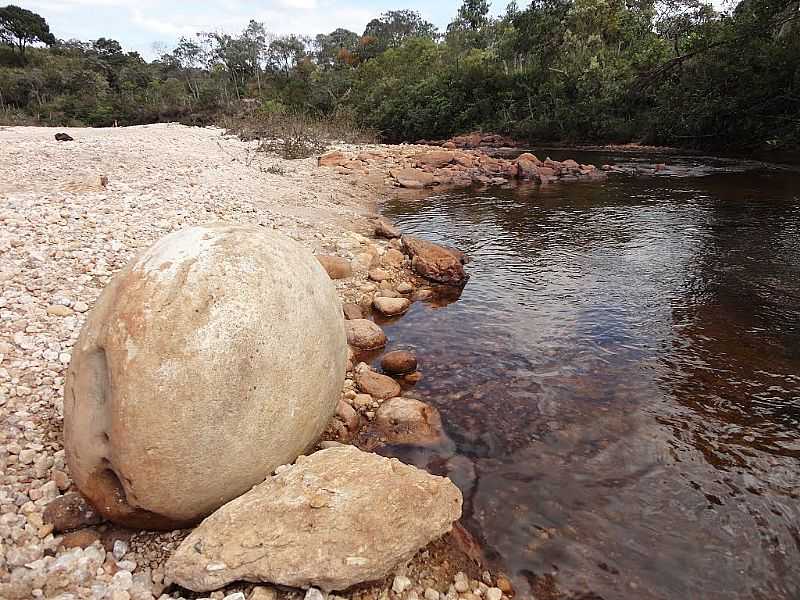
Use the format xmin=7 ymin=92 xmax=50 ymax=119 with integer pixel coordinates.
xmin=165 ymin=446 xmax=462 ymax=592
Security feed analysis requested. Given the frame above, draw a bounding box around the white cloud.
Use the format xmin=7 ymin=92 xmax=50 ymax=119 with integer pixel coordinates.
xmin=18 ymin=0 xmax=441 ymax=58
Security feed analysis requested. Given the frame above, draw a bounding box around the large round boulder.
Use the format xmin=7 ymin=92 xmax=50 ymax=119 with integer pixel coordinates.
xmin=64 ymin=223 xmax=347 ymax=529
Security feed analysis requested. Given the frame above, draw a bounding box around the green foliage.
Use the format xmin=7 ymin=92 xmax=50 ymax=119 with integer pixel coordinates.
xmin=1 ymin=2 xmax=797 ymax=152
xmin=0 ymin=5 xmax=55 ymax=59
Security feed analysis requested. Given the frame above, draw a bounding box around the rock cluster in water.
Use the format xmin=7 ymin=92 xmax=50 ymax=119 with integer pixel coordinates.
xmin=319 ymin=146 xmax=607 ymax=188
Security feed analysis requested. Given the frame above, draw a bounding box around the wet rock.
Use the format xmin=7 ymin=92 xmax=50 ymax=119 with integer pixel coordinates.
xmin=375 ymin=218 xmax=401 ymax=239
xmin=373 ymin=296 xmax=410 ymax=317
xmin=55 ymin=132 xmax=74 ymax=142
xmin=65 ymin=224 xmax=347 ymax=528
xmin=342 ymin=303 xmax=363 ymax=320
xmin=165 ymin=446 xmax=462 ymax=592
xmin=345 ymin=319 xmax=387 ymax=350
xmin=404 ymin=371 xmax=423 ymax=384
xmin=402 ymin=236 xmax=468 ymax=286
xmin=43 ymin=492 xmax=104 ymax=532
xmin=316 ymin=255 xmax=352 ymax=280
xmin=373 ymin=398 xmax=446 ymax=446
xmin=355 ymin=365 xmax=401 ymax=400
xmin=381 ymin=350 xmax=417 ymax=374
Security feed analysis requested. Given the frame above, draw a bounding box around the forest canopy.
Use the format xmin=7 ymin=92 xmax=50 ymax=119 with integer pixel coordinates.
xmin=0 ymin=0 xmax=798 ymax=151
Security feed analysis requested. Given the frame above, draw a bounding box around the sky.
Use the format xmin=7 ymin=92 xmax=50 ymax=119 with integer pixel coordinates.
xmin=19 ymin=0 xmax=505 ymax=59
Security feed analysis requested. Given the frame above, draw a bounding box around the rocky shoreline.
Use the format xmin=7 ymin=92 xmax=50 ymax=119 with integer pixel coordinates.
xmin=0 ymin=123 xmax=605 ymax=600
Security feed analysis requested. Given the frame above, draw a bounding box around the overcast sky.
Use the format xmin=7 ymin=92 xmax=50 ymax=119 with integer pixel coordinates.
xmin=19 ymin=0 xmax=505 ymax=59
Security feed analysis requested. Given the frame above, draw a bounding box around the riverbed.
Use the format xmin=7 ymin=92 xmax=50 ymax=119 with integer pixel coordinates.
xmin=378 ymin=151 xmax=800 ymax=599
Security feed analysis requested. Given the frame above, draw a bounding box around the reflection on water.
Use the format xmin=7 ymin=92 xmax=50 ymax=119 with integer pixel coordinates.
xmin=379 ymin=154 xmax=800 ymax=600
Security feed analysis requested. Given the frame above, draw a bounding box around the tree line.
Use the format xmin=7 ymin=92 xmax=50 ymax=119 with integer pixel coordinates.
xmin=1 ymin=1 xmax=798 ymax=151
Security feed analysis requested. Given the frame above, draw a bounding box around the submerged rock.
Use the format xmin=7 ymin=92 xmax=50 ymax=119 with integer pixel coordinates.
xmin=165 ymin=446 xmax=462 ymax=592
xmin=64 ymin=224 xmax=347 ymax=528
xmin=381 ymin=350 xmax=418 ymax=375
xmin=372 ymin=398 xmax=446 ymax=447
xmin=402 ymin=236 xmax=468 ymax=286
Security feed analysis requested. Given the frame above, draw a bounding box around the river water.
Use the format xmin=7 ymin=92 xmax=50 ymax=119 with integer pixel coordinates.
xmin=378 ymin=151 xmax=800 ymax=600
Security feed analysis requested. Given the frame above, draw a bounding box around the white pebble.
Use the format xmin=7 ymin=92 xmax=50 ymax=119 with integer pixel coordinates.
xmin=485 ymin=588 xmax=503 ymax=600
xmin=392 ymin=574 xmax=412 ymax=594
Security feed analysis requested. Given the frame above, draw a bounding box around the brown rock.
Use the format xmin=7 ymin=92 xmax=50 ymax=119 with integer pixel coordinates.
xmin=47 ymin=305 xmax=74 ymax=317
xmin=518 ymin=152 xmax=539 ymax=163
xmin=375 ymin=218 xmax=401 ymax=239
xmin=355 ymin=367 xmax=401 ymax=400
xmin=60 ymin=528 xmax=102 ymax=549
xmin=318 ymin=151 xmax=348 ymax=167
xmin=381 ymin=248 xmax=405 ymax=268
xmin=336 ymin=400 xmax=360 ymax=432
xmin=381 ymin=350 xmax=417 ymax=375
xmin=391 ymin=168 xmax=435 ymax=188
xmin=368 ymin=268 xmax=389 ymax=282
xmin=44 ymin=493 xmax=104 ymax=532
xmin=315 ymin=255 xmax=352 ymax=280
xmin=402 ymin=236 xmax=468 ymax=286
xmin=414 ymin=151 xmax=454 ymax=169
xmin=373 ymin=398 xmax=445 ymax=446
xmin=165 ymin=446 xmax=462 ymax=592
xmin=516 ymin=159 xmax=540 ymax=180
xmin=345 ymin=319 xmax=387 ymax=350
xmin=496 ymin=574 xmax=514 ymax=595
xmin=342 ymin=303 xmax=363 ymax=320
xmin=373 ymin=296 xmax=410 ymax=317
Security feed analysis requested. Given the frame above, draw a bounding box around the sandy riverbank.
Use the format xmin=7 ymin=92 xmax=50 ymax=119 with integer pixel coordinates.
xmin=0 ymin=124 xmax=503 ymax=600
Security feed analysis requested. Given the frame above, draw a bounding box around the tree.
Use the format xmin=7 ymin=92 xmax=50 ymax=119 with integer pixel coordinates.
xmin=447 ymin=0 xmax=493 ymax=50
xmin=362 ymin=10 xmax=438 ymax=56
xmin=0 ymin=5 xmax=55 ymax=59
xmin=457 ymin=0 xmax=491 ymax=30
xmin=315 ymin=28 xmax=360 ymax=67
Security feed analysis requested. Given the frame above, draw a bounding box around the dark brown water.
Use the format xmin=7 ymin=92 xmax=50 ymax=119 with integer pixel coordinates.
xmin=379 ymin=151 xmax=800 ymax=600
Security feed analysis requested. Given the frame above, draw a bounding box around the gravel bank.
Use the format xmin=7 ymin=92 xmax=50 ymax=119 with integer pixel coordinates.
xmin=0 ymin=124 xmax=485 ymax=600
